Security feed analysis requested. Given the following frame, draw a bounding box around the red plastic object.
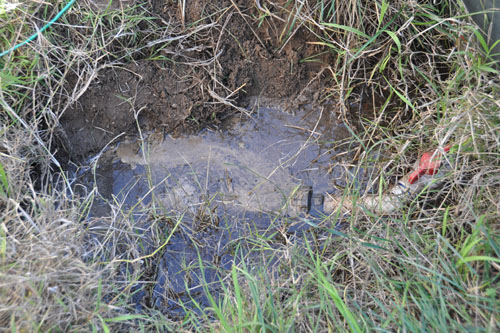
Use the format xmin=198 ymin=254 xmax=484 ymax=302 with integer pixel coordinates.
xmin=408 ymin=145 xmax=451 ymax=184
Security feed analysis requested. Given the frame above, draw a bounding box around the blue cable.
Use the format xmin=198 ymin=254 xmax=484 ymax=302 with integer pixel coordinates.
xmin=0 ymin=0 xmax=76 ymax=58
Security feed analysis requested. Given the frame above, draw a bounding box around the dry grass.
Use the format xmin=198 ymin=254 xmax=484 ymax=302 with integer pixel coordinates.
xmin=0 ymin=125 xmax=110 ymax=331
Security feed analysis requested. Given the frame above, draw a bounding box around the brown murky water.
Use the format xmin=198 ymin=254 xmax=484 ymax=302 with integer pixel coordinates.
xmin=94 ymin=105 xmax=344 ymax=216
xmin=84 ymin=105 xmax=352 ymax=315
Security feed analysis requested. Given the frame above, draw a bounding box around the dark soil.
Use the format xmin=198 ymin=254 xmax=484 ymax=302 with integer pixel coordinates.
xmin=60 ymin=0 xmax=336 ymax=158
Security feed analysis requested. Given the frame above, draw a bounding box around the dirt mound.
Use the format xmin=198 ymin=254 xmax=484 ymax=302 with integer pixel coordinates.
xmin=60 ymin=0 xmax=335 ymax=158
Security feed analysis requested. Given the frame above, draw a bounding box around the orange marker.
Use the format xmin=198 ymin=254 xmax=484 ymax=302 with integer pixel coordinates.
xmin=408 ymin=145 xmax=451 ymax=184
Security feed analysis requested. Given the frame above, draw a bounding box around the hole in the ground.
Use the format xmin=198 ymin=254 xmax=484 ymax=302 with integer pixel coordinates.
xmin=77 ymin=102 xmax=366 ymax=316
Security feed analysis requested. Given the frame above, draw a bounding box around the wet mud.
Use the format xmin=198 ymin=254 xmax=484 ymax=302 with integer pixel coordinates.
xmin=93 ymin=104 xmax=342 ymax=214
xmin=84 ymin=104 xmax=353 ymax=316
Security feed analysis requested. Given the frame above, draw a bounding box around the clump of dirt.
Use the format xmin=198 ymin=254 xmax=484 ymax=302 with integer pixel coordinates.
xmin=60 ymin=0 xmax=336 ymax=158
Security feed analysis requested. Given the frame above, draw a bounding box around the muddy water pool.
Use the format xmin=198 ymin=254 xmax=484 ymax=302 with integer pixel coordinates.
xmin=84 ymin=105 xmax=353 ymax=315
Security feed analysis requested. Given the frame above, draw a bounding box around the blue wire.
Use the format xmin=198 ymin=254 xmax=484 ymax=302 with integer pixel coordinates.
xmin=0 ymin=0 xmax=77 ymax=58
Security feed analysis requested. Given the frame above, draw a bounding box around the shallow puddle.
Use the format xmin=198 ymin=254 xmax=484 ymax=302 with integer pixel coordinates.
xmin=96 ymin=106 xmax=344 ymax=217
xmin=87 ymin=105 xmax=350 ymax=315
